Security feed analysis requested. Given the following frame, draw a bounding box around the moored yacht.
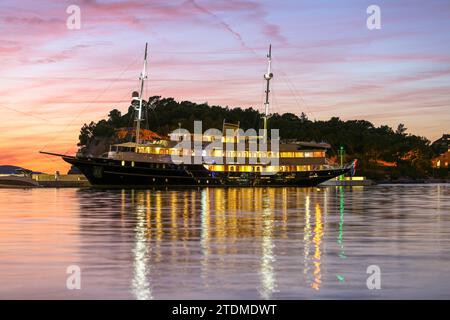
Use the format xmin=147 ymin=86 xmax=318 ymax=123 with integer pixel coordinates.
xmin=42 ymin=44 xmax=354 ymax=187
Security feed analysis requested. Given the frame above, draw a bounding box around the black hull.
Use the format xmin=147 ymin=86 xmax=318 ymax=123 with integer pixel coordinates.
xmin=63 ymin=156 xmax=350 ymax=188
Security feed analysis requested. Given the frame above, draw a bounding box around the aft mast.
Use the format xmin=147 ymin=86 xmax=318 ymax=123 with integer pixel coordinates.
xmin=263 ymin=44 xmax=273 ymax=141
xmin=135 ymin=43 xmax=148 ymax=145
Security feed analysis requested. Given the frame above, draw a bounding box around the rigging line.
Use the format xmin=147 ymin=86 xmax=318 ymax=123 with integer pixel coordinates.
xmin=1 ymin=76 xmax=258 ymax=82
xmin=145 ymin=71 xmax=150 ymax=131
xmin=274 ymin=64 xmax=317 ymax=120
xmin=150 ymin=50 xmax=259 ymax=55
xmin=271 ymin=81 xmax=279 ymax=116
xmin=40 ymin=52 xmax=142 ymax=153
xmin=0 ymin=104 xmax=53 ymax=123
xmin=276 ymin=65 xmax=311 ymax=116
xmin=62 ymin=88 xmax=134 ymax=155
xmin=149 ymin=78 xmax=257 ymax=82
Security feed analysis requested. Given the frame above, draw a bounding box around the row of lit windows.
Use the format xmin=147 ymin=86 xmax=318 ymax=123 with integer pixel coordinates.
xmin=169 ymin=134 xmax=259 ymax=143
xmin=119 ymin=160 xmax=316 ymax=172
xmin=136 ymin=147 xmax=325 ymax=159
xmin=121 ymin=160 xmax=170 ymax=169
xmin=203 ymin=164 xmax=314 ymax=172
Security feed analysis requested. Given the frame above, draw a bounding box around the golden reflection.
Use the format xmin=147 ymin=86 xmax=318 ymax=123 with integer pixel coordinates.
xmin=155 ymin=192 xmax=162 ymax=263
xmin=183 ymin=193 xmax=189 ymax=243
xmin=282 ymin=188 xmax=288 ymax=238
xmin=121 ymin=187 xmax=332 ymax=298
xmin=131 ymin=191 xmax=153 ymax=300
xmin=121 ymin=189 xmax=126 ymax=219
xmin=228 ymin=189 xmax=238 ymax=252
xmin=190 ymin=191 xmax=197 ymax=227
xmin=170 ymin=192 xmax=178 ymax=265
xmin=215 ymin=188 xmax=226 ymax=256
xmin=303 ymin=195 xmax=312 ymax=283
xmin=311 ymin=203 xmax=323 ymax=290
xmin=200 ymin=188 xmax=211 ymax=286
xmin=259 ymin=189 xmax=277 ymax=300
xmin=146 ymin=191 xmax=151 ymax=232
xmin=170 ymin=192 xmax=178 ymax=241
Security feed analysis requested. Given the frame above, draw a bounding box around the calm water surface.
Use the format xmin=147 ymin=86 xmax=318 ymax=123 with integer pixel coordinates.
xmin=0 ymin=185 xmax=449 ymax=299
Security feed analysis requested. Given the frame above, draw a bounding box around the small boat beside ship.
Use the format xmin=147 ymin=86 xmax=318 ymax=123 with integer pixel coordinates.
xmin=41 ymin=44 xmax=355 ymax=188
xmin=0 ymin=169 xmax=39 ymax=188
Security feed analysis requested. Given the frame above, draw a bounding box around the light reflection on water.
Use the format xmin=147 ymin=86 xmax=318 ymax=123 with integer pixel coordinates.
xmin=0 ymin=185 xmax=449 ymax=299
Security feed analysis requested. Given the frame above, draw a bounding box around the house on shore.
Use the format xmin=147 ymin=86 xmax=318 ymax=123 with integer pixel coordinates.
xmin=432 ymin=150 xmax=450 ymax=168
xmin=431 ymin=134 xmax=450 ymax=169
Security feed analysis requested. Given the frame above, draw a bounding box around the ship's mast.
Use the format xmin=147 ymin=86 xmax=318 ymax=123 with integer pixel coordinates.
xmin=263 ymin=44 xmax=273 ymax=141
xmin=135 ymin=43 xmax=148 ymax=145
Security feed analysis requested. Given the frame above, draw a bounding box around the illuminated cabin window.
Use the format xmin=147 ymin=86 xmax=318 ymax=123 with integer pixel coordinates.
xmin=267 ymin=151 xmax=280 ymax=157
xmin=205 ymin=164 xmax=315 ymax=173
xmin=212 ymin=149 xmax=222 ymax=157
xmin=131 ymin=161 xmax=135 ymax=167
xmin=169 ymin=149 xmax=182 ymax=156
xmin=314 ymin=151 xmax=325 ymax=157
xmin=281 ymin=152 xmax=293 ymax=158
xmin=222 ymin=136 xmax=236 ymax=143
xmin=280 ymin=151 xmax=325 ymax=158
xmin=280 ymin=151 xmax=327 ymax=158
xmin=121 ymin=161 xmax=125 ymax=166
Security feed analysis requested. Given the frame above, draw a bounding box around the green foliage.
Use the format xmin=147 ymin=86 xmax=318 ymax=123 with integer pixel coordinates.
xmin=78 ymin=96 xmax=435 ymax=180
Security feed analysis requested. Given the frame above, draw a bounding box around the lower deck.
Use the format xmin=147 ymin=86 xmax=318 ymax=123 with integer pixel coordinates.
xmin=63 ymin=156 xmax=350 ymax=187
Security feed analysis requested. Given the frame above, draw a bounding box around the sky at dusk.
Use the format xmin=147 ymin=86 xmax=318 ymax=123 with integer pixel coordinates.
xmin=1 ymin=0 xmax=449 ymax=173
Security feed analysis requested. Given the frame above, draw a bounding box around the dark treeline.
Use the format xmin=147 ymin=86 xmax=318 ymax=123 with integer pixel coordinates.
xmin=79 ymin=96 xmax=443 ymax=180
